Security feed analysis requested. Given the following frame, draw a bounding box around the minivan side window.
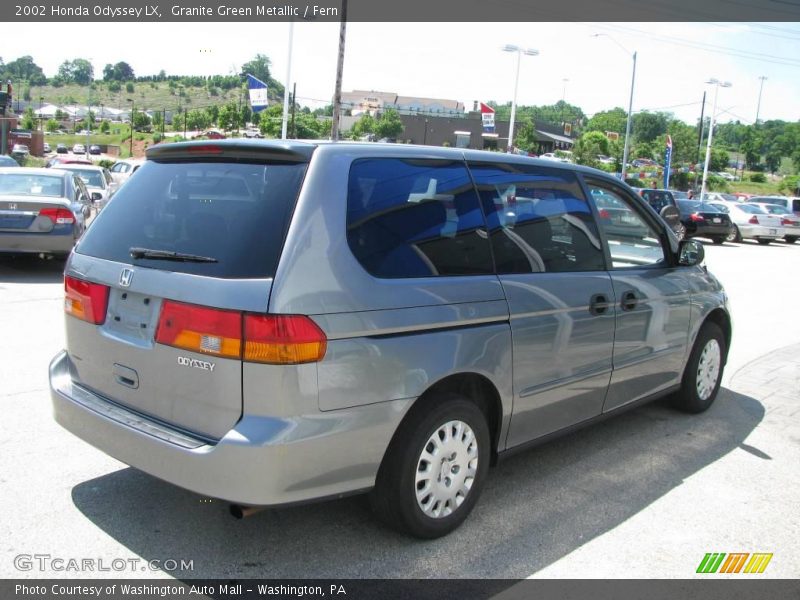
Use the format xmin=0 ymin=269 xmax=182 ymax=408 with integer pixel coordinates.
xmin=586 ymin=181 xmax=667 ymax=268
xmin=347 ymin=158 xmax=493 ymax=278
xmin=468 ymin=162 xmax=605 ymax=273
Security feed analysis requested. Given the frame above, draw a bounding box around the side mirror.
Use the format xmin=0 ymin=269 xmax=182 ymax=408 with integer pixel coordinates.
xmin=678 ymin=239 xmax=705 ymax=266
xmin=91 ymin=192 xmax=102 ymax=202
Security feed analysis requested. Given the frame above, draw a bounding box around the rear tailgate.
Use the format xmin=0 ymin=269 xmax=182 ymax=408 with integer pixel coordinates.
xmin=64 ymin=142 xmax=311 ymax=440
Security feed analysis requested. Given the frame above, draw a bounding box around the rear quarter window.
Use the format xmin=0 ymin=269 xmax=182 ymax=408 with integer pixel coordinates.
xmin=75 ymin=160 xmax=307 ymax=278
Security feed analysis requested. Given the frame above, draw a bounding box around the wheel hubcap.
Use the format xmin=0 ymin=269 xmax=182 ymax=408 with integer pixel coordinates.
xmin=696 ymin=339 xmax=721 ymax=401
xmin=415 ymin=420 xmax=478 ymax=519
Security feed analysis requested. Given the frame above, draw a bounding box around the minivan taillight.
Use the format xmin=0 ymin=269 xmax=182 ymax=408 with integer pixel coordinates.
xmin=64 ymin=276 xmax=109 ymax=325
xmin=40 ymin=207 xmax=75 ymax=224
xmin=154 ymin=301 xmax=327 ymax=364
xmin=155 ymin=301 xmax=242 ymax=359
xmin=244 ymin=314 xmax=327 ymax=364
xmin=748 ymin=215 xmax=759 ymax=225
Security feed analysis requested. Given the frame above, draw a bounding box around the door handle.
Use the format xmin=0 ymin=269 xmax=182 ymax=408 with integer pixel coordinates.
xmin=620 ymin=290 xmax=638 ymax=311
xmin=589 ymin=293 xmax=610 ymax=315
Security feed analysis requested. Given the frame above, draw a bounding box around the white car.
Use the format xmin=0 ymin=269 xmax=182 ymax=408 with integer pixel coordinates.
xmin=707 ymin=201 xmax=785 ymax=245
xmin=108 ymin=158 xmax=145 ymax=186
xmin=716 ymin=172 xmax=736 ymax=181
xmin=72 ymin=144 xmax=86 ymax=155
xmin=57 ymin=165 xmax=117 ymax=209
xmin=749 ymin=203 xmax=800 ymax=244
xmin=539 ymin=152 xmax=571 ymax=163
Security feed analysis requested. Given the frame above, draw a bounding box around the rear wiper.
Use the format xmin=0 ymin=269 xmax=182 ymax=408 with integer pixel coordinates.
xmin=129 ymin=247 xmax=218 ymax=263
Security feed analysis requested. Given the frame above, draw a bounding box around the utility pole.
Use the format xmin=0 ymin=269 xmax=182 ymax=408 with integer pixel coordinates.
xmin=695 ymin=91 xmax=706 ymax=167
xmin=330 ymin=0 xmax=347 ymax=141
xmin=281 ymin=20 xmax=295 ymax=140
xmin=129 ymin=101 xmax=134 ymax=156
xmin=754 ymin=75 xmax=767 ymax=126
xmin=290 ymin=83 xmax=296 ymax=139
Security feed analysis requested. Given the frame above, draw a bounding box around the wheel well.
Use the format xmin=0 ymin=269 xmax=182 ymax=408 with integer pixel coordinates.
xmin=413 ymin=373 xmax=504 ymax=464
xmin=703 ymin=308 xmax=732 ymax=361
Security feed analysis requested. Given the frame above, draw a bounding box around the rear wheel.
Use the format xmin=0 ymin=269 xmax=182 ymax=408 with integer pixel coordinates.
xmin=674 ymin=223 xmax=686 ymax=241
xmin=672 ymin=322 xmax=725 ymax=414
xmin=711 ymin=236 xmax=725 ymax=245
xmin=757 ymin=238 xmax=772 ymax=245
xmin=785 ymin=236 xmax=797 ymax=244
xmin=370 ymin=394 xmax=490 ymax=538
xmin=726 ymin=225 xmax=741 ymax=243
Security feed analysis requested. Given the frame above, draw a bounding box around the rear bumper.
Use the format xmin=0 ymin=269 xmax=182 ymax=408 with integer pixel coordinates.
xmin=0 ymin=230 xmax=75 ymax=254
xmin=686 ymin=223 xmax=733 ymax=238
xmin=49 ymin=350 xmax=410 ymax=506
xmin=738 ymin=224 xmax=783 ymax=239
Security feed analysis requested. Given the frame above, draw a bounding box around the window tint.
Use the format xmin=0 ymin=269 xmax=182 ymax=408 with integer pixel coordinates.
xmin=639 ymin=189 xmax=674 ymax=212
xmin=468 ymin=162 xmax=605 ymax=273
xmin=347 ymin=158 xmax=493 ymax=278
xmin=76 ymin=160 xmax=307 ymax=279
xmin=586 ymin=181 xmax=666 ymax=268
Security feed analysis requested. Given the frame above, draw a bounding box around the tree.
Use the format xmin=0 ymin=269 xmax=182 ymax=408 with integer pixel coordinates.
xmin=584 ymin=108 xmax=627 ymax=135
xmin=132 ymin=111 xmax=150 ymax=131
xmin=2 ymin=55 xmax=47 ymax=85
xmin=374 ymin=109 xmax=404 ymax=139
xmin=125 ymin=82 xmax=135 ymax=93
xmin=573 ymin=131 xmax=611 ymax=168
xmin=764 ymin=149 xmax=782 ymax=174
xmin=258 ymin=104 xmax=283 ymax=138
xmin=633 ymin=112 xmax=669 ymax=143
xmin=350 ymin=113 xmax=376 ymax=139
xmin=70 ymin=59 xmax=94 ymax=85
xmin=99 ymin=120 xmax=111 ymax=134
xmin=103 ymin=61 xmax=135 ymax=82
xmin=45 ymin=118 xmax=59 ymax=133
xmin=241 ymin=54 xmax=272 ymax=86
xmin=20 ymin=107 xmax=36 ymax=130
xmin=217 ymin=102 xmax=241 ymax=132
xmin=708 ymin=147 xmax=730 ymax=172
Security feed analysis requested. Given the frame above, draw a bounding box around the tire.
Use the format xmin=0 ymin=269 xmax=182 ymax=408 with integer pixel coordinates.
xmin=370 ymin=394 xmax=491 ymax=539
xmin=671 ymin=322 xmax=726 ymax=414
xmin=785 ymin=236 xmax=797 ymax=244
xmin=726 ymin=225 xmax=741 ymax=243
xmin=674 ymin=223 xmax=686 ymax=241
xmin=711 ymin=237 xmax=725 ymax=245
xmin=757 ymin=238 xmax=772 ymax=245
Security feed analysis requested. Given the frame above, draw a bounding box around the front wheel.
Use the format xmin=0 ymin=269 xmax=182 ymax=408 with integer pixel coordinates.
xmin=726 ymin=225 xmax=741 ymax=243
xmin=757 ymin=238 xmax=772 ymax=245
xmin=370 ymin=394 xmax=490 ymax=538
xmin=674 ymin=223 xmax=686 ymax=241
xmin=711 ymin=236 xmax=726 ymax=245
xmin=672 ymin=322 xmax=726 ymax=414
xmin=785 ymin=236 xmax=797 ymax=244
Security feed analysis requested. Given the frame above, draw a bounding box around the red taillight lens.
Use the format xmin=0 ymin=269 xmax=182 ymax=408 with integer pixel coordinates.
xmin=154 ymin=302 xmax=327 ymax=364
xmin=690 ymin=213 xmax=705 ymax=222
xmin=748 ymin=215 xmax=759 ymax=225
xmin=598 ymin=208 xmax=610 ymax=219
xmin=781 ymin=218 xmax=792 ymax=226
xmin=39 ymin=207 xmax=75 ymax=224
xmin=155 ymin=301 xmax=242 ymax=358
xmin=244 ymin=315 xmax=327 ymax=364
xmin=64 ymin=276 xmax=109 ymax=325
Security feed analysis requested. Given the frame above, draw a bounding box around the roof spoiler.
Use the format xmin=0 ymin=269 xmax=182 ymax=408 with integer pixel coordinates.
xmin=146 ymin=139 xmax=315 ymax=163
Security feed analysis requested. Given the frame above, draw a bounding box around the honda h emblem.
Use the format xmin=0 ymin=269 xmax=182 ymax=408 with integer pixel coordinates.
xmin=119 ymin=268 xmax=134 ymax=287
xmin=8 ymin=203 xmax=17 ymax=210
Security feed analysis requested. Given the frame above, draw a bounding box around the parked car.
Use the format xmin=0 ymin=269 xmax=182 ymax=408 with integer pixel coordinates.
xmin=675 ymin=199 xmax=733 ymax=244
xmin=89 ymin=145 xmax=102 ymax=155
xmin=56 ymin=144 xmax=68 ymax=154
xmin=716 ymin=172 xmax=736 ymax=181
xmin=638 ymin=188 xmax=685 ymax=240
xmin=631 ymin=158 xmax=658 ymax=168
xmin=72 ymin=144 xmax=86 ymax=155
xmin=50 ymin=140 xmax=730 ymax=539
xmin=108 ymin=158 xmax=145 ymax=186
xmin=0 ymin=155 xmax=19 ymax=167
xmin=0 ymin=167 xmax=92 ymax=257
xmin=243 ymin=129 xmax=263 ymax=139
xmin=746 ymin=196 xmax=800 ymax=217
xmin=748 ymin=203 xmax=800 ymax=244
xmin=11 ymin=144 xmax=30 ymax=159
xmin=46 ymin=157 xmax=93 ymax=168
xmin=706 ymin=201 xmax=784 ymax=244
xmin=201 ymin=130 xmax=226 ymax=140
xmin=43 ymin=142 xmax=51 ymax=153
xmin=57 ymin=164 xmax=117 ymax=209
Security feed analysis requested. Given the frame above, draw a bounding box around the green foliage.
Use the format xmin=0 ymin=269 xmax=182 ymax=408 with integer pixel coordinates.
xmin=708 ymin=147 xmax=730 ymax=172
xmin=1 ymin=55 xmax=47 ymax=85
xmin=97 ymin=159 xmax=115 ymax=169
xmin=125 ymin=82 xmax=134 ymax=94
xmin=749 ymin=173 xmax=767 ymax=183
xmin=351 ymin=113 xmax=377 ymax=139
xmin=633 ymin=112 xmax=669 ymax=143
xmin=374 ymin=109 xmax=404 ymax=140
xmin=45 ymin=118 xmax=59 ymax=133
xmin=103 ymin=62 xmax=135 ymax=82
xmin=20 ymin=107 xmax=36 ymax=130
xmin=107 ymin=81 xmax=121 ymax=93
xmin=152 ymin=133 xmax=162 ymax=144
xmin=778 ymin=175 xmax=799 ymax=195
xmin=99 ymin=120 xmax=111 ymax=134
xmin=57 ymin=59 xmax=94 ymax=85
xmin=584 ymin=108 xmax=627 ymax=136
xmin=241 ymin=54 xmax=272 ymax=85
xmin=132 ymin=110 xmax=150 ymax=131
xmin=23 ymin=86 xmax=31 ymax=101
xmin=573 ymin=131 xmax=611 ymax=168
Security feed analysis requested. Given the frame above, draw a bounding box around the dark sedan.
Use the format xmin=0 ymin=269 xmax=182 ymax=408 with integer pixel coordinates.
xmin=676 ymin=200 xmax=733 ymax=244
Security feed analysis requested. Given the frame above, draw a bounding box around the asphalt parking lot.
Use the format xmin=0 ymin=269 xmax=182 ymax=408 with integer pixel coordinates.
xmin=0 ymin=238 xmax=798 ymax=580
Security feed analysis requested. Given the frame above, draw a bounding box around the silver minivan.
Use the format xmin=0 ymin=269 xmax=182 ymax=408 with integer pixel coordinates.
xmin=50 ymin=140 xmax=731 ymax=538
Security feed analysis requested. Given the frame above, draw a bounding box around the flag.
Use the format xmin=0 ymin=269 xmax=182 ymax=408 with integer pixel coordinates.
xmin=663 ymin=135 xmax=673 ymax=189
xmin=480 ymin=102 xmax=495 ymax=133
xmin=247 ymin=74 xmax=269 ymax=113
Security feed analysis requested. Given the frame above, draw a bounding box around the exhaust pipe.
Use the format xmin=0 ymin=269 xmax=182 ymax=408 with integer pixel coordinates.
xmin=229 ymin=504 xmax=267 ymax=519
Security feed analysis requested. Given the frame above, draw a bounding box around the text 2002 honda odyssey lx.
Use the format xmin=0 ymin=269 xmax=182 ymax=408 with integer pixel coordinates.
xmin=50 ymin=140 xmax=731 ymax=538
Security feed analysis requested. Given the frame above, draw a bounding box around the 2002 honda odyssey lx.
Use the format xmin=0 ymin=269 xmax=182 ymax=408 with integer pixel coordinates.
xmin=50 ymin=140 xmax=731 ymax=538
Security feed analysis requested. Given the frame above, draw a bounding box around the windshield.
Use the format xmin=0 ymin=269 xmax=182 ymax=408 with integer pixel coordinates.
xmin=65 ymin=169 xmax=105 ymax=188
xmin=0 ymin=173 xmax=64 ymax=196
xmin=76 ymin=159 xmax=307 ymax=279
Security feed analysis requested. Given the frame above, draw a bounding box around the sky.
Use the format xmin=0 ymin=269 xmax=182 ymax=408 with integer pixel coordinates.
xmin=3 ymin=21 xmax=800 ymax=125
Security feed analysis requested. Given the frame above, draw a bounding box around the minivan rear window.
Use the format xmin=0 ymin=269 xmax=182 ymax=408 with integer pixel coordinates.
xmin=76 ymin=160 xmax=306 ymax=278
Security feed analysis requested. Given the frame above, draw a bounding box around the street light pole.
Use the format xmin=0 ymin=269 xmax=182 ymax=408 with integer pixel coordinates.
xmin=502 ymin=44 xmax=539 ymax=153
xmin=754 ymin=75 xmax=767 ymax=126
xmin=700 ymin=79 xmax=732 ymax=202
xmin=281 ymin=20 xmax=294 ymax=140
xmin=592 ymin=34 xmax=636 ymax=181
